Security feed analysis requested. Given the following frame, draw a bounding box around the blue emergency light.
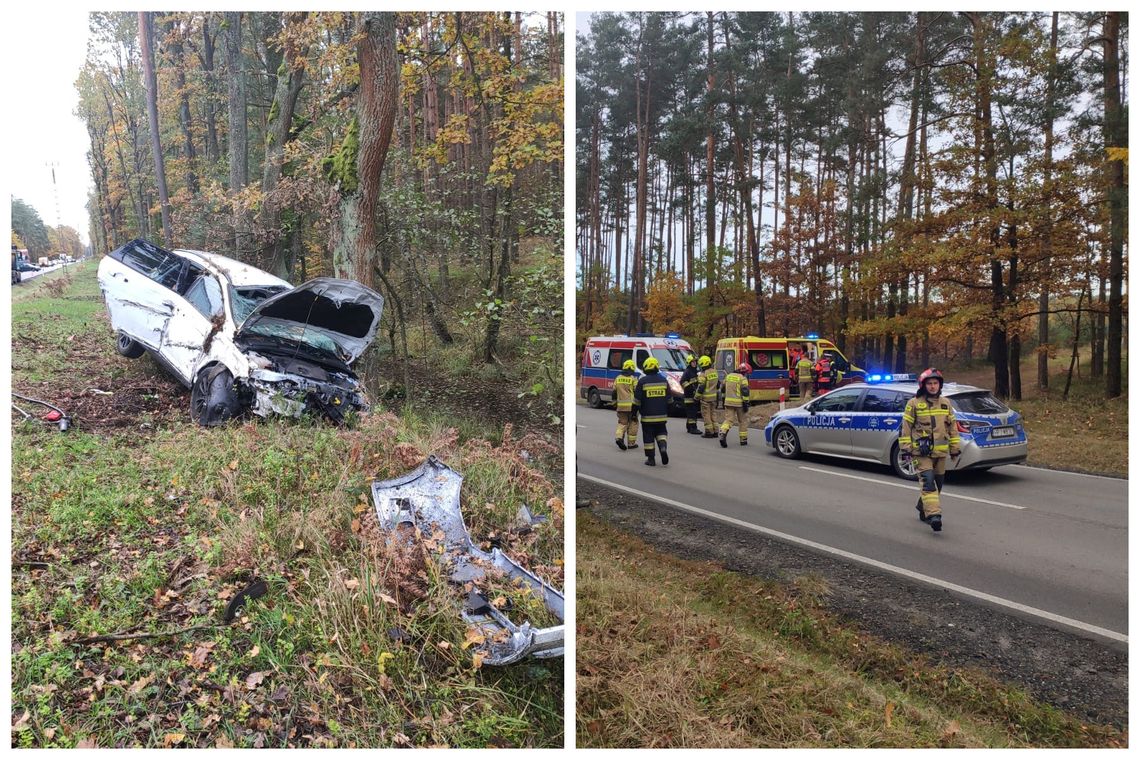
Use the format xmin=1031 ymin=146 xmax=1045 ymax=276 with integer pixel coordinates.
xmin=806 ymin=332 xmax=819 ymax=339
xmin=870 ymin=374 xmax=882 ymax=382
xmin=664 ymin=332 xmax=681 ymax=339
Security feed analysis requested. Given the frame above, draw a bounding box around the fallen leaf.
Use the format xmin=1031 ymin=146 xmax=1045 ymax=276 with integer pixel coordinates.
xmin=216 ymin=735 xmax=234 ymax=749
xmin=189 ymin=645 xmax=212 ymax=669
xmin=76 ymin=736 xmax=97 ymax=748
xmin=462 ymin=628 xmax=486 ymax=649
xmin=942 ymin=720 xmax=961 ymax=741
xmin=705 ymin=634 xmax=721 ymax=650
xmin=351 ymin=518 xmax=362 ymax=533
xmin=344 ymin=578 xmax=360 ymax=591
xmin=471 ymin=652 xmax=485 ymax=669
xmin=227 ymin=459 xmax=239 ymax=471
xmin=43 ymin=728 xmax=56 ymax=740
xmin=163 ymin=732 xmax=186 ymax=747
xmin=127 ymin=674 xmax=153 ymax=694
xmin=377 ymin=652 xmax=395 ymax=675
xmin=379 ymin=593 xmax=398 ymax=606
xmin=437 ymin=640 xmax=451 ymax=651
xmin=245 ymin=671 xmax=267 ymax=689
xmin=247 ymin=644 xmax=260 ymax=658
xmin=491 ymin=596 xmax=507 ymax=609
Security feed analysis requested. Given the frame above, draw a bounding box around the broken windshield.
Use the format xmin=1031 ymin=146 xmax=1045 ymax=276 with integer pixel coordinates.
xmin=229 ymin=285 xmax=290 ymax=323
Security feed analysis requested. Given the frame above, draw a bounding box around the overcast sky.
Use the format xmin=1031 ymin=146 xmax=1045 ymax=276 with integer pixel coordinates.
xmin=3 ymin=8 xmax=93 ymax=247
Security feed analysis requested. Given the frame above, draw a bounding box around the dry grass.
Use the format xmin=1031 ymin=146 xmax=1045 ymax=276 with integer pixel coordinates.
xmin=576 ymin=512 xmax=1124 ymax=748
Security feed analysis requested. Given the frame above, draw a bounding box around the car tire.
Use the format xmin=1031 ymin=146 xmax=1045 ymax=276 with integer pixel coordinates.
xmin=587 ymin=387 xmax=601 ymax=409
xmin=115 ymin=333 xmax=146 ymax=359
xmin=191 ymin=366 xmax=242 ymax=427
xmin=773 ymin=424 xmax=802 ymax=459
xmin=891 ymin=443 xmax=919 ymax=480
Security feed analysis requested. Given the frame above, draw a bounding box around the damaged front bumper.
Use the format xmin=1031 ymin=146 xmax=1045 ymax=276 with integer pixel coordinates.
xmin=371 ymin=456 xmax=564 ymax=666
xmin=245 ymin=368 xmax=368 ymax=423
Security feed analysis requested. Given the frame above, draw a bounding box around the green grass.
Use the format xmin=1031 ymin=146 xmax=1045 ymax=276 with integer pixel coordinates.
xmin=576 ymin=513 xmax=1124 ymax=748
xmin=11 ymin=263 xmax=564 ymax=748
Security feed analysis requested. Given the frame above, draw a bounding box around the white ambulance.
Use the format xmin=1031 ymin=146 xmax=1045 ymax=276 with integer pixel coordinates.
xmin=580 ymin=333 xmax=694 ymax=413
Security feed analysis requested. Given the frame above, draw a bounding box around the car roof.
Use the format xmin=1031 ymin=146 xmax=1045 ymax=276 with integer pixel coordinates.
xmin=174 ymin=249 xmax=292 ymax=288
xmin=839 ymin=381 xmax=990 ymax=395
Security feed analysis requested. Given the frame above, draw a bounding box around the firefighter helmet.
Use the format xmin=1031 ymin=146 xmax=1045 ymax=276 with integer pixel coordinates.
xmin=686 ymin=353 xmax=697 ymax=365
xmin=622 ymin=359 xmax=636 ymax=371
xmin=643 ymin=357 xmax=660 ymax=371
xmin=738 ymin=362 xmax=751 ymax=374
xmin=917 ymin=367 xmax=944 ymax=395
xmin=698 ymin=355 xmax=712 ymax=368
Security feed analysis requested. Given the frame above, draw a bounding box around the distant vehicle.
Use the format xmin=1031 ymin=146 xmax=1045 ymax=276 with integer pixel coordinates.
xmin=763 ymin=379 xmax=1029 ymax=479
xmin=97 ymin=239 xmax=385 ymax=427
xmin=580 ymin=333 xmax=694 ymax=413
xmin=714 ymin=335 xmax=866 ymax=401
xmin=14 ymin=261 xmax=40 ymax=273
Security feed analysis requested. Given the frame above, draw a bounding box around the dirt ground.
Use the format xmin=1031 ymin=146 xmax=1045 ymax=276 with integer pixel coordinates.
xmin=577 ymin=479 xmax=1128 ymax=730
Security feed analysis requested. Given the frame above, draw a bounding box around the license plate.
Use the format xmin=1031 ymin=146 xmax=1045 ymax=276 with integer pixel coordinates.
xmin=990 ymin=426 xmax=1015 ymax=439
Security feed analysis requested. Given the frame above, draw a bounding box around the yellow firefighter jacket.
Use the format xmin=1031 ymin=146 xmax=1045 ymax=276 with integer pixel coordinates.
xmin=697 ymin=367 xmax=720 ymax=401
xmin=613 ymin=370 xmax=636 ymax=412
xmin=722 ymin=371 xmax=749 ymax=408
xmin=796 ymin=357 xmax=814 ymax=382
xmin=900 ymin=394 xmax=961 ymax=457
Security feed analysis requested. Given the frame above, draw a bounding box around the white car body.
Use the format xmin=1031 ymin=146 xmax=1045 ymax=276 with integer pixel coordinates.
xmin=97 ymin=239 xmax=384 ymax=425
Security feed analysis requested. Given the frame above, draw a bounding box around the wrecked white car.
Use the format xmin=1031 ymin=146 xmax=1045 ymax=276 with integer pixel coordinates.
xmin=372 ymin=456 xmax=564 ymax=666
xmin=97 ymin=239 xmax=384 ymax=426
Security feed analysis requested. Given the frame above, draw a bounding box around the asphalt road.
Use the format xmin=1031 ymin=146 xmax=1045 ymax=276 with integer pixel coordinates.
xmin=576 ymin=405 xmax=1128 ymax=643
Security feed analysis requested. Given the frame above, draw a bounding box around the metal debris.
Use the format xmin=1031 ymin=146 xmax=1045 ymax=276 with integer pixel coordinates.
xmin=372 ymin=455 xmax=564 ymax=666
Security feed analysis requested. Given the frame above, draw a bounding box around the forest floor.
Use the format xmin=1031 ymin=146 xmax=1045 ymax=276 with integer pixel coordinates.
xmin=10 ymin=261 xmax=564 ymax=748
xmin=576 ymin=492 xmax=1126 ymax=748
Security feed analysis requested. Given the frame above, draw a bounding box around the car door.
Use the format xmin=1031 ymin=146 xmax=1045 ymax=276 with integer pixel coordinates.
xmin=100 ymin=242 xmax=174 ymax=347
xmin=850 ymin=388 xmax=907 ymax=460
xmin=800 ymin=387 xmax=864 ymax=455
xmin=160 ymin=271 xmax=226 ymax=385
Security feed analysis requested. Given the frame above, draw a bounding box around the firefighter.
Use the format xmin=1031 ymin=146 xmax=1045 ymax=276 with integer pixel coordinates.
xmin=899 ymin=368 xmax=961 ymax=532
xmin=696 ymin=355 xmax=720 ymax=437
xmin=719 ymin=361 xmax=752 ymax=447
xmin=634 ymin=356 xmax=670 ymax=466
xmin=613 ymin=359 xmax=639 ymax=450
xmin=680 ymin=353 xmax=701 ymax=434
xmin=814 ymin=354 xmax=833 ymax=395
xmin=795 ymin=352 xmax=815 ymax=402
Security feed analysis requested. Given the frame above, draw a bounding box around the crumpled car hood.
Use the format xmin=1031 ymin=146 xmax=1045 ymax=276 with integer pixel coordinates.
xmin=235 ymin=277 xmax=384 ymax=364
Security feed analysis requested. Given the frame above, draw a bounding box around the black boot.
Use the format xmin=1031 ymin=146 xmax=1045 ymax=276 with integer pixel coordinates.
xmin=615 ymin=438 xmax=626 ymax=451
xmin=687 ymin=422 xmax=699 ymax=435
xmin=628 ymin=442 xmax=639 ymax=450
xmin=740 ymin=438 xmax=748 ymax=446
xmin=719 ymin=433 xmax=728 ymax=448
xmin=644 ymin=453 xmax=656 ymax=467
xmin=702 ymin=431 xmax=717 ymax=438
xmin=916 ymin=499 xmax=927 ymax=522
xmin=659 ymin=440 xmax=669 ymax=465
xmin=929 ymin=514 xmax=942 ymax=532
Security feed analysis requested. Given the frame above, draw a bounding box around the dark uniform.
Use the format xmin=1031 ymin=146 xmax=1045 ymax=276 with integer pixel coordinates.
xmin=634 ymin=369 xmax=670 ymax=466
xmin=680 ymin=361 xmax=700 ymax=434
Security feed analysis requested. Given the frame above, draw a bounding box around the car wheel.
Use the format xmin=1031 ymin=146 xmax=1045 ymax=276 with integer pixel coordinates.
xmin=773 ymin=425 xmax=802 ymax=459
xmin=587 ymin=387 xmax=601 ymax=409
xmin=191 ymin=366 xmax=242 ymax=427
xmin=891 ymin=443 xmax=919 ymax=480
xmin=115 ymin=333 xmax=146 ymax=359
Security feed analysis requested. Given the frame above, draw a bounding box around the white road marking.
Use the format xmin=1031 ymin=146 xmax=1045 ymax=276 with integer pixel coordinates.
xmin=798 ymin=465 xmax=1027 ymax=510
xmin=579 ymin=474 xmax=1125 ymax=644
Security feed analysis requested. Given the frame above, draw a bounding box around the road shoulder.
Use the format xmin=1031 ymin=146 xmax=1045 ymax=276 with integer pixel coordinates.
xmin=578 ymin=478 xmax=1127 ymax=729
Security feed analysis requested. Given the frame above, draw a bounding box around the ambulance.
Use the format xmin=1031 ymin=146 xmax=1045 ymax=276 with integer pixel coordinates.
xmin=580 ymin=333 xmax=694 ymax=413
xmin=713 ymin=334 xmax=865 ymax=401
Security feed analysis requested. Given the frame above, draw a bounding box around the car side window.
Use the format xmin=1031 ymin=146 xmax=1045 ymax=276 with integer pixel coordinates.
xmin=636 ymin=349 xmax=650 ymax=370
xmin=184 ymin=275 xmax=224 ymax=319
xmin=119 ymin=242 xmax=168 ymax=277
xmin=861 ymin=389 xmax=906 ymax=413
xmin=608 ymin=349 xmax=630 ymax=370
xmin=149 ymin=253 xmax=184 ymax=290
xmin=716 ymin=349 xmax=735 ymax=373
xmin=813 ymin=388 xmax=862 ymax=412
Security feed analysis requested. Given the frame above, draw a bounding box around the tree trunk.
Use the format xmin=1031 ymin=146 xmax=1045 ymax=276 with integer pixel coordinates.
xmin=202 ymin=14 xmax=220 ymax=163
xmin=139 ymin=12 xmax=172 ymax=243
xmin=225 ymin=11 xmax=248 ymax=255
xmin=1103 ymin=10 xmax=1125 ymax=399
xmin=704 ymin=12 xmax=716 ymax=306
xmin=1038 ymin=12 xmax=1059 ymax=390
xmin=331 ymin=12 xmax=398 ymax=290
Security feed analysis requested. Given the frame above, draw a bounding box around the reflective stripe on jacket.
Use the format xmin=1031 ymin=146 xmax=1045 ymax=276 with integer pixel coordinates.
xmin=723 ymin=372 xmax=749 ymax=408
xmin=900 ymin=394 xmax=960 ymax=455
xmin=634 ymin=371 xmax=670 ymax=422
xmin=697 ymin=368 xmax=720 ymax=401
xmin=796 ymin=357 xmax=814 ymax=382
xmin=613 ymin=371 xmax=636 ymax=411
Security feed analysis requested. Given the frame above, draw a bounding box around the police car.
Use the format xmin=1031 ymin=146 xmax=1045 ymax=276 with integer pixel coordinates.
xmin=762 ymin=376 xmax=1029 ymax=479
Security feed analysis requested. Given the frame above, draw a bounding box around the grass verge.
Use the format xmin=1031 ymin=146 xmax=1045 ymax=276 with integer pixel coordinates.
xmin=11 ymin=262 xmax=564 ymax=748
xmin=576 ymin=512 xmax=1124 ymax=748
